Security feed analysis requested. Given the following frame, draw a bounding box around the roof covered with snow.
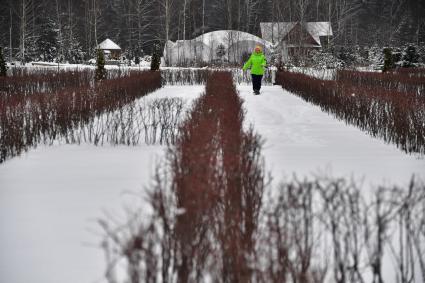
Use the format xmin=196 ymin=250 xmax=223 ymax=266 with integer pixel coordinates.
xmin=260 ymin=22 xmax=333 ymax=46
xmin=97 ymin=39 xmax=121 ymax=50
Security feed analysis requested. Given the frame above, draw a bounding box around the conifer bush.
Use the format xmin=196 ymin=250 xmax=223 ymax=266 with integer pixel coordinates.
xmin=95 ymin=49 xmax=107 ymax=81
xmin=0 ymin=47 xmax=7 ymax=77
xmin=383 ymin=47 xmax=394 ymax=72
xmin=150 ymin=44 xmax=160 ymax=71
xmin=402 ymin=45 xmax=419 ymax=67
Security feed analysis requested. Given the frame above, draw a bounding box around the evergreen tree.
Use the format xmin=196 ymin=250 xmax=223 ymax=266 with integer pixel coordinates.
xmin=36 ymin=18 xmax=58 ymax=62
xmin=150 ymin=44 xmax=160 ymax=71
xmin=63 ymin=25 xmax=85 ymax=64
xmin=402 ymin=45 xmax=419 ymax=67
xmin=382 ymin=48 xmax=394 ymax=72
xmin=95 ymin=49 xmax=107 ymax=81
xmin=0 ymin=47 xmax=7 ymax=77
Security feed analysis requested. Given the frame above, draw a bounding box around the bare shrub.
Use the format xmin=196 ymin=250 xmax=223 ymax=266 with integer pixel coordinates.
xmin=68 ymin=97 xmax=186 ymax=146
xmin=160 ymin=67 xmax=274 ymax=85
xmin=336 ymin=70 xmax=425 ymax=94
xmin=0 ymin=71 xmax=162 ymax=162
xmin=276 ymin=70 xmax=425 ymax=154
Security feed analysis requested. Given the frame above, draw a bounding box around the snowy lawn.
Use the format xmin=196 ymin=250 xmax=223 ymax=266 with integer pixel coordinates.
xmin=238 ymin=85 xmax=425 ymax=189
xmin=0 ymin=85 xmax=204 ymax=283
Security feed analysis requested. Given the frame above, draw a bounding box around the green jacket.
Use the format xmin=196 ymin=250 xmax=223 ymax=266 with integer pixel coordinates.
xmin=243 ymin=52 xmax=267 ymax=75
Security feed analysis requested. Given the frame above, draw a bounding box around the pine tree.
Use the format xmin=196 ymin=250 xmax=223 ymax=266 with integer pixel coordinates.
xmin=95 ymin=49 xmax=107 ymax=81
xmin=36 ymin=18 xmax=58 ymax=62
xmin=64 ymin=32 xmax=84 ymax=64
xmin=150 ymin=44 xmax=160 ymax=71
xmin=402 ymin=45 xmax=419 ymax=67
xmin=0 ymin=47 xmax=7 ymax=77
xmin=382 ymin=48 xmax=394 ymax=72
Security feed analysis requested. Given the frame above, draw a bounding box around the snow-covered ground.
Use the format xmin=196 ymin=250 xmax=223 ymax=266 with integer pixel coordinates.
xmin=238 ymin=85 xmax=425 ymax=189
xmin=1 ymin=84 xmax=424 ymax=283
xmin=0 ymin=85 xmax=203 ymax=283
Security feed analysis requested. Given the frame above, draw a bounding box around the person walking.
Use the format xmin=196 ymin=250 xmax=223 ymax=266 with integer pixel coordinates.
xmin=243 ymin=45 xmax=267 ymax=95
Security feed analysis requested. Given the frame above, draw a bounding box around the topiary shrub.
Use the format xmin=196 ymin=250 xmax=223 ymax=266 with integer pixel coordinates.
xmin=95 ymin=49 xmax=107 ymax=81
xmin=382 ymin=47 xmax=395 ymax=72
xmin=150 ymin=44 xmax=160 ymax=71
xmin=0 ymin=47 xmax=7 ymax=77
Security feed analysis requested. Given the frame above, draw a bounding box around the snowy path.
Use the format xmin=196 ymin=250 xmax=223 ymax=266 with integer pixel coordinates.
xmin=238 ymin=85 xmax=425 ymax=188
xmin=0 ymin=86 xmax=203 ymax=283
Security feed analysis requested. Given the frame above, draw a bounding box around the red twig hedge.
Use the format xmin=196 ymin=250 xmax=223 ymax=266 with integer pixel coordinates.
xmin=0 ymin=69 xmax=93 ymax=97
xmin=0 ymin=71 xmax=162 ymax=162
xmin=336 ymin=69 xmax=425 ymax=94
xmin=168 ymin=71 xmax=265 ymax=281
xmin=276 ymin=70 xmax=425 ymax=154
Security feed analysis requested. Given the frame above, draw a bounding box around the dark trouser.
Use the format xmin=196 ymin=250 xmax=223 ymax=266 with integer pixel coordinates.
xmin=252 ymin=74 xmax=263 ymax=92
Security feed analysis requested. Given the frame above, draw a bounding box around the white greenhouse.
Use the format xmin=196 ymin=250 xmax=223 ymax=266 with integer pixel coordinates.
xmin=163 ymin=30 xmax=273 ymax=66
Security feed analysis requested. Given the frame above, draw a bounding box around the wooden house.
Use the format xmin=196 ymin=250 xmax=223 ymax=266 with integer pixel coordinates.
xmin=260 ymin=22 xmax=333 ymax=59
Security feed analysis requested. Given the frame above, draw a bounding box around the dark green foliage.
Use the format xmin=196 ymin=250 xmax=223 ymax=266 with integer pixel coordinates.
xmin=402 ymin=45 xmax=419 ymax=67
xmin=95 ymin=49 xmax=107 ymax=81
xmin=338 ymin=47 xmax=355 ymax=67
xmin=383 ymin=48 xmax=395 ymax=72
xmin=135 ymin=56 xmax=140 ymax=65
xmin=36 ymin=18 xmax=58 ymax=62
xmin=150 ymin=45 xmax=160 ymax=71
xmin=0 ymin=47 xmax=7 ymax=77
xmin=63 ymin=27 xmax=85 ymax=64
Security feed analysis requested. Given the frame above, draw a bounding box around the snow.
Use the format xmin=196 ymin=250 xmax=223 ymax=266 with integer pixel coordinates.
xmin=96 ymin=39 xmax=121 ymax=50
xmin=238 ymin=85 xmax=425 ymax=189
xmin=0 ymin=85 xmax=204 ymax=283
xmin=0 ymin=144 xmax=163 ymax=283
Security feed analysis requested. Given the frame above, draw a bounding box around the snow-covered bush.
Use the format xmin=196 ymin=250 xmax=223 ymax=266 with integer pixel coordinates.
xmin=143 ymin=55 xmax=152 ymax=62
xmin=367 ymin=45 xmax=385 ymax=69
xmin=398 ymin=45 xmax=420 ymax=68
xmin=418 ymin=44 xmax=425 ymax=65
xmin=308 ymin=50 xmax=344 ymax=69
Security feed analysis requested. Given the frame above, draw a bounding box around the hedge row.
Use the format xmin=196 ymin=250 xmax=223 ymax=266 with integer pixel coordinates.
xmin=336 ymin=69 xmax=425 ymax=94
xmin=276 ymin=70 xmax=425 ymax=154
xmin=0 ymin=71 xmax=162 ymax=162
